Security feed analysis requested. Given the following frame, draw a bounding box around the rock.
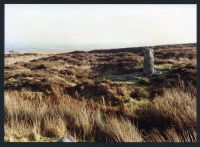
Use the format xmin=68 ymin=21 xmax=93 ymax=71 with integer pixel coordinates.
xmin=143 ymin=48 xmax=154 ymax=76
xmin=56 ymin=136 xmax=77 ymax=142
xmin=124 ymin=72 xmax=142 ymax=80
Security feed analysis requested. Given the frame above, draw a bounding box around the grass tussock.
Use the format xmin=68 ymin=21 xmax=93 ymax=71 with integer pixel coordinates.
xmin=154 ymin=87 xmax=196 ymax=131
xmin=134 ymin=82 xmax=196 ymax=138
xmin=100 ymin=117 xmax=143 ymax=142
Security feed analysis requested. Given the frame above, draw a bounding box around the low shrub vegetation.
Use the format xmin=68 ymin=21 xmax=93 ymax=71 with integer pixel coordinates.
xmin=4 ymin=82 xmax=197 ymax=142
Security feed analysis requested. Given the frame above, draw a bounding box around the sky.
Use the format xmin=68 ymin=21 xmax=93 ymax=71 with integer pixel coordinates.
xmin=5 ymin=4 xmax=197 ymax=52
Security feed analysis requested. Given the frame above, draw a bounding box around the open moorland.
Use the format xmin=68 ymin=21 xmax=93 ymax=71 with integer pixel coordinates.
xmin=4 ymin=43 xmax=197 ymax=142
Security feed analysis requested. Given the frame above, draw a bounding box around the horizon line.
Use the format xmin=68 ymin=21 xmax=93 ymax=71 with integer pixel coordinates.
xmin=5 ymin=42 xmax=196 ymax=54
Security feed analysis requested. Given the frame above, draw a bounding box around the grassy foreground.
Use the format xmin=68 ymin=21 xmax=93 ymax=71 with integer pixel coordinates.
xmin=4 ymin=82 xmax=196 ymax=142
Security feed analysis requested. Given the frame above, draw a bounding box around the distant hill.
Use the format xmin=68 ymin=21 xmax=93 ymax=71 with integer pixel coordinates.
xmin=8 ymin=50 xmax=20 ymax=55
xmin=89 ymin=43 xmax=196 ymax=54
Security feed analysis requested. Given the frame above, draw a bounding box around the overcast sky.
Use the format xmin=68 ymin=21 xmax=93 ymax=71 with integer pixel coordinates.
xmin=5 ymin=4 xmax=196 ymax=52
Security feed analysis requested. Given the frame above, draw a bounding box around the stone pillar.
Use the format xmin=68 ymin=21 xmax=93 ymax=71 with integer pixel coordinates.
xmin=143 ymin=48 xmax=154 ymax=76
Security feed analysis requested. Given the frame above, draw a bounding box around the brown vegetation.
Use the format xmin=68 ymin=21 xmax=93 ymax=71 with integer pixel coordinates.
xmin=4 ymin=81 xmax=196 ymax=142
xmin=4 ymin=43 xmax=197 ymax=142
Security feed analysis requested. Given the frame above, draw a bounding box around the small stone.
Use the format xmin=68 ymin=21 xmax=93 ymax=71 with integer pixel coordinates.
xmin=57 ymin=135 xmax=77 ymax=142
xmin=124 ymin=72 xmax=141 ymax=80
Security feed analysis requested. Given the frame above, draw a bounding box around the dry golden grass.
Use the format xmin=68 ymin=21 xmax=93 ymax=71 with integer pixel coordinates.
xmin=144 ymin=128 xmax=197 ymax=142
xmin=101 ymin=117 xmax=143 ymax=142
xmin=134 ymin=81 xmax=197 ymax=142
xmin=154 ymin=86 xmax=196 ymax=131
xmin=4 ymin=80 xmax=197 ymax=142
xmin=4 ymin=88 xmax=142 ymax=142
